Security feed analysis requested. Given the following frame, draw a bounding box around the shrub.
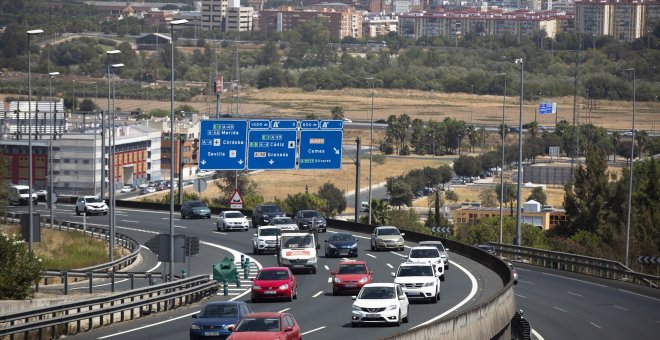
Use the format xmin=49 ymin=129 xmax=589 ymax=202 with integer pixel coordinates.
xmin=0 ymin=232 xmax=43 ymax=299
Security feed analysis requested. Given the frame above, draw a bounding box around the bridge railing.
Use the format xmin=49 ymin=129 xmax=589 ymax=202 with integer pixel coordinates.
xmin=490 ymin=242 xmax=660 ymax=288
xmin=0 ymin=275 xmax=217 ymax=339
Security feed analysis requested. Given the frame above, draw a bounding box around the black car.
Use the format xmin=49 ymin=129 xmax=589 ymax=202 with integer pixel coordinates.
xmin=474 ymin=244 xmax=496 ymax=256
xmin=294 ymin=209 xmax=327 ymax=232
xmin=181 ymin=200 xmax=211 ymax=219
xmin=324 ymin=232 xmax=359 ymax=257
xmin=251 ymin=204 xmax=285 ymax=227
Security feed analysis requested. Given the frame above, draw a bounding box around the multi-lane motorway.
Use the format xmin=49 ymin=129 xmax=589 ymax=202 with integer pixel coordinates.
xmin=10 ymin=204 xmax=660 ymax=340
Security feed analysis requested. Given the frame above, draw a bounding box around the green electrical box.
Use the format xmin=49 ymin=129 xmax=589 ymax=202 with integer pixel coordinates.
xmin=213 ymin=257 xmax=238 ymax=283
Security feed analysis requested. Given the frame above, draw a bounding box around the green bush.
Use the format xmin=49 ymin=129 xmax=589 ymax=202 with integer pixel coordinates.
xmin=0 ymin=232 xmax=43 ymax=299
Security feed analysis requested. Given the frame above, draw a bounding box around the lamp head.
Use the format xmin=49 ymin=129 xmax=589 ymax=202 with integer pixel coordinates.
xmin=27 ymin=29 xmax=44 ymax=35
xmin=170 ymin=19 xmax=188 ymax=26
xmin=111 ymin=63 xmax=125 ymax=68
xmin=514 ymin=58 xmax=523 ymax=64
xmin=48 ymin=72 xmax=60 ymax=77
xmin=107 ymin=49 xmax=121 ymax=55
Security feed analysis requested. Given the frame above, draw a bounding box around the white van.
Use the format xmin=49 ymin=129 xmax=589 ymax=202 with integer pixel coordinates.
xmin=9 ymin=185 xmax=37 ymax=205
xmin=277 ymin=231 xmax=319 ymax=274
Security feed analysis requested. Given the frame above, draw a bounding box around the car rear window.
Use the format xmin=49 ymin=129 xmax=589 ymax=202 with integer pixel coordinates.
xmin=410 ymin=248 xmax=440 ymax=258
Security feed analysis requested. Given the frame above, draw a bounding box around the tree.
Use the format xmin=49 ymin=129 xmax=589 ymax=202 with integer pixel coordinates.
xmin=453 ymin=155 xmax=481 ymax=177
xmin=495 ymin=182 xmax=517 ymax=216
xmin=282 ymin=192 xmax=326 ymax=215
xmin=0 ymin=233 xmax=43 ymax=299
xmin=445 ymin=189 xmax=459 ymax=202
xmin=78 ymin=98 xmax=98 ymax=112
xmin=317 ymin=182 xmax=346 ymax=217
xmin=479 ymin=190 xmax=499 ymax=207
xmin=527 ymin=186 xmax=548 ymax=205
xmin=330 ymin=106 xmax=344 ymax=120
xmin=361 ymin=199 xmax=390 ymax=225
xmin=389 ymin=178 xmax=413 ymax=207
xmin=214 ymin=171 xmax=260 ymax=207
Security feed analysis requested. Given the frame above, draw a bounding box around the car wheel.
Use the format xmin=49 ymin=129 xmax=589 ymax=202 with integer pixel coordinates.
xmin=221 ymin=223 xmax=226 ymax=232
xmin=251 ymin=296 xmax=259 ymax=303
xmin=103 ymin=211 xmax=108 ymax=215
xmin=293 ymin=287 xmax=298 ymax=299
xmin=332 ymin=287 xmax=338 ymax=296
xmin=76 ymin=207 xmax=81 ymax=216
xmin=395 ymin=311 xmax=402 ymax=326
xmin=440 ymin=275 xmax=445 ymax=282
xmin=370 ymin=242 xmax=375 ymax=251
xmin=253 ymin=246 xmax=259 ymax=255
xmin=399 ymin=246 xmax=404 ymax=251
xmin=403 ymin=308 xmax=409 ymax=323
xmin=289 ymin=291 xmax=294 ymax=302
xmin=311 ymin=266 xmax=317 ymax=274
xmin=181 ymin=213 xmax=186 ymax=219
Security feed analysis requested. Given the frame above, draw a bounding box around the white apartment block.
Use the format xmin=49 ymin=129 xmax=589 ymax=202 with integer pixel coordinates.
xmin=575 ymin=0 xmax=656 ymax=41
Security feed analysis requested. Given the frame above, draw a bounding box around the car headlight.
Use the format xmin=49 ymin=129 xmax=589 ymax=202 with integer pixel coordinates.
xmin=352 ymin=305 xmax=362 ymax=311
xmin=308 ymin=257 xmax=317 ymax=264
xmin=398 ymin=238 xmax=404 ymax=244
xmin=422 ymin=281 xmax=435 ymax=287
xmin=252 ymin=285 xmax=261 ymax=290
xmin=359 ymin=277 xmax=369 ymax=283
xmin=279 ymin=284 xmax=289 ymax=290
xmin=334 ymin=277 xmax=342 ymax=283
xmin=190 ymin=324 xmax=200 ymax=330
xmin=279 ymin=258 xmax=289 ymax=264
xmin=386 ymin=305 xmax=398 ymax=311
xmin=328 ymin=244 xmax=336 ymax=248
xmin=350 ymin=243 xmax=358 ymax=249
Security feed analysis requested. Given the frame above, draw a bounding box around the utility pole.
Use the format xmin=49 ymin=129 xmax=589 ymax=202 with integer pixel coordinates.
xmin=354 ymin=137 xmax=361 ymax=222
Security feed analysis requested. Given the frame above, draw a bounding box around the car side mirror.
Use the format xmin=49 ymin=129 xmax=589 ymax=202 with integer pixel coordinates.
xmin=399 ymin=295 xmax=406 ymax=300
xmin=249 ymin=278 xmax=254 ymax=281
xmin=351 ymin=296 xmax=357 ymax=300
xmin=227 ymin=325 xmax=235 ymax=332
xmin=330 ymin=271 xmax=337 ymax=275
xmin=285 ymin=326 xmax=294 ymax=332
xmin=400 ymin=233 xmax=405 ymax=236
xmin=253 ymin=233 xmax=257 ymax=237
xmin=446 ymin=248 xmax=450 ymax=251
xmin=390 ymin=272 xmax=396 ymax=277
xmin=316 ymin=244 xmax=320 ymax=250
xmin=192 ymin=314 xmax=198 ymax=319
xmin=369 ymin=271 xmax=374 ymax=275
xmin=324 ymin=240 xmax=329 ymax=242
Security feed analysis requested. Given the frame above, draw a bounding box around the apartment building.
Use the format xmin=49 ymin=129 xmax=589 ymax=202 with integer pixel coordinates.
xmin=575 ymin=0 xmax=655 ymax=41
xmin=364 ymin=14 xmax=399 ymax=37
xmin=258 ymin=5 xmax=363 ymax=39
xmin=453 ymin=200 xmax=568 ymax=230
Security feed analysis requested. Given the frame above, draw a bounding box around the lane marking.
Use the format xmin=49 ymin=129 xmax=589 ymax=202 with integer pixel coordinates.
xmin=408 ymin=259 xmax=478 ymax=330
xmin=121 ymin=220 xmax=138 ymax=223
xmin=327 ymin=277 xmax=332 ymax=283
xmin=613 ymin=305 xmax=629 ymax=311
xmin=541 ymin=272 xmax=607 ymax=288
xmin=390 ymin=251 xmax=406 ymax=258
xmin=515 ymin=294 xmax=527 ymax=299
xmin=519 ymin=280 xmax=534 ymax=285
xmin=116 ymin=226 xmax=158 ymax=234
xmin=174 ymin=225 xmax=187 ymax=229
xmin=617 ymin=289 xmax=660 ymax=302
xmin=366 ymin=254 xmax=377 ymax=258
xmin=532 ymin=328 xmax=545 ymax=340
xmin=386 ymin=263 xmax=393 ymax=269
xmin=324 ymin=265 xmax=329 ymax=271
xmin=301 ymin=326 xmax=326 ymax=336
xmin=553 ymin=306 xmax=568 ymax=313
xmin=278 ymin=307 xmax=291 ymax=313
xmin=589 ymin=322 xmax=602 ymax=329
xmin=567 ymin=291 xmax=583 ymax=297
xmin=312 ymin=291 xmax=323 ymax=298
xmin=213 ymin=231 xmax=227 ymax=235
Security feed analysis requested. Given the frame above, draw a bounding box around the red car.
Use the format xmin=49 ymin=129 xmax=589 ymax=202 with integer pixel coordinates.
xmin=330 ymin=260 xmax=373 ymax=295
xmin=251 ymin=267 xmax=298 ymax=302
xmin=227 ymin=312 xmax=301 ymax=340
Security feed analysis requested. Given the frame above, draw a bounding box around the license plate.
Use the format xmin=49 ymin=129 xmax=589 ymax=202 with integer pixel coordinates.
xmin=366 ymin=313 xmax=380 ymax=318
xmin=345 ymin=284 xmax=357 ymax=288
xmin=293 ymin=264 xmax=305 ymax=268
xmin=204 ymin=332 xmax=220 ymax=336
xmin=264 ymin=291 xmax=277 ymax=295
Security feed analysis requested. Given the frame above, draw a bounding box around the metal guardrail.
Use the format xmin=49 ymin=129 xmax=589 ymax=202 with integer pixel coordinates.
xmin=491 ymin=242 xmax=660 ymax=288
xmin=0 ymin=275 xmax=218 ymax=339
xmin=511 ymin=310 xmax=531 ymax=340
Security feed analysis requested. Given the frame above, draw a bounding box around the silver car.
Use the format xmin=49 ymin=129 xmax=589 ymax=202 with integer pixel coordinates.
xmin=370 ymin=226 xmax=405 ymax=251
xmin=418 ymin=240 xmax=450 ymax=269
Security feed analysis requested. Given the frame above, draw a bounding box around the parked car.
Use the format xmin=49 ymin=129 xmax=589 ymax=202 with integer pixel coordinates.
xmin=190 ymin=301 xmax=253 ymax=340
xmin=252 ymin=226 xmax=281 ymax=254
xmin=140 ymin=186 xmax=156 ymax=194
xmin=120 ymin=185 xmax=133 ymax=193
xmin=294 ymin=210 xmax=327 ymax=232
xmin=508 ymin=262 xmax=518 ymax=285
xmin=324 ymin=232 xmax=358 ymax=258
xmin=227 ymin=312 xmax=301 ymax=340
xmin=75 ymin=196 xmax=108 ymax=216
xmin=250 ymin=267 xmax=297 ymax=302
xmin=35 ymin=189 xmax=48 ymax=202
xmin=418 ymin=240 xmax=450 ymax=269
xmin=351 ymin=283 xmax=409 ymax=327
xmin=474 ymin=244 xmax=497 ymax=256
xmin=392 ymin=262 xmax=441 ymax=303
xmin=342 ymin=117 xmax=352 ymax=123
xmin=269 ymin=216 xmax=298 ymax=231
xmin=217 ymin=211 xmax=249 ymax=231
xmin=370 ymin=226 xmax=405 ymax=251
xmin=406 ymin=246 xmax=445 ymax=281
xmin=252 ymin=204 xmax=286 ymax=227
xmin=331 ymin=260 xmax=372 ymax=295
xmin=181 ymin=200 xmax=211 ymax=219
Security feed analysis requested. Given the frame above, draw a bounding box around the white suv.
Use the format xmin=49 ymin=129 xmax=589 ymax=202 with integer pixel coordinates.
xmin=351 ymin=283 xmax=409 ymax=327
xmin=407 ymin=246 xmax=445 ymax=281
xmin=252 ymin=226 xmax=280 ymax=254
xmin=75 ymin=196 xmax=109 ymax=216
xmin=392 ymin=262 xmax=440 ymax=303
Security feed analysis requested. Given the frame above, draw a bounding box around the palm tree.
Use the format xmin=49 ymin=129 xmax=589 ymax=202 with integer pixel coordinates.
xmin=635 ymin=130 xmax=648 ymax=158
xmin=467 ymin=125 xmax=478 ymax=153
xmin=611 ymin=132 xmax=620 ymax=162
xmin=331 ymin=106 xmax=344 ymax=120
xmin=528 ymin=121 xmax=539 ymax=138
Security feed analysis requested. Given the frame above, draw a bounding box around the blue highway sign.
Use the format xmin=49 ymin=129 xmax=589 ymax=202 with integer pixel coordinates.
xmin=299 ymin=120 xmax=343 ymax=170
xmin=247 ymin=120 xmax=297 ymax=170
xmin=539 ymin=102 xmax=554 ymax=115
xmin=198 ymin=120 xmax=247 ymax=170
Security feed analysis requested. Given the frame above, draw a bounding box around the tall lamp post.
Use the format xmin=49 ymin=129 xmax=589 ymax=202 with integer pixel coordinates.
xmin=27 ymin=28 xmax=44 ymax=253
xmin=514 ymin=58 xmax=524 ymax=247
xmin=624 ymin=68 xmax=635 ymax=267
xmin=109 ymin=63 xmax=124 ymax=262
xmin=365 ymin=77 xmax=375 ymax=225
xmin=169 ymin=19 xmax=188 ymax=281
xmin=496 ymin=72 xmax=507 ymax=244
xmin=104 ymin=50 xmax=121 ymax=201
xmin=48 ymin=71 xmax=59 ymax=229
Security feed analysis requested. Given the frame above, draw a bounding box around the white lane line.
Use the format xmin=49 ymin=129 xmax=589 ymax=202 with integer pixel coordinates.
xmin=519 ymin=280 xmax=534 ymax=285
xmin=589 ymin=322 xmax=602 ymax=329
xmin=553 ymin=307 xmax=568 ymax=313
xmin=301 ymin=326 xmax=326 ymax=336
xmin=541 ymin=272 xmax=607 ymax=288
xmin=213 ymin=231 xmax=227 ymax=235
xmin=408 ymin=259 xmax=478 ymax=330
xmin=618 ymin=289 xmax=660 ymax=302
xmin=96 ymin=239 xmax=263 ymax=339
xmin=515 ymin=294 xmax=527 ymax=299
xmin=614 ymin=305 xmax=629 ymax=311
xmin=324 ymin=265 xmax=329 ymax=271
xmin=174 ymin=225 xmax=187 ymax=229
xmin=312 ymin=291 xmax=323 ymax=298
xmin=327 ymin=277 xmax=332 ymax=283
xmin=366 ymin=253 xmax=377 ymax=258
xmin=531 ymin=329 xmax=545 ymax=340
xmin=121 ymin=220 xmax=139 ymax=223
xmin=390 ymin=251 xmax=406 ymax=258
xmin=386 ymin=263 xmax=393 ymax=269
xmin=567 ymin=291 xmax=583 ymax=297
xmin=278 ymin=308 xmax=291 ymax=313
xmin=116 ymin=226 xmax=158 ymax=234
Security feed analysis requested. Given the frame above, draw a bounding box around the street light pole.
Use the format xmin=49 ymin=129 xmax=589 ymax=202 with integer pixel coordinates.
xmin=27 ymin=28 xmax=43 ymax=253
xmin=109 ymin=63 xmax=124 ymax=263
xmin=48 ymin=71 xmax=59 ymax=230
xmin=514 ymin=58 xmax=524 ymax=247
xmin=624 ymin=68 xmax=635 ymax=267
xmin=104 ymin=50 xmax=121 ymax=201
xmin=496 ymin=73 xmax=507 ymax=244
xmin=169 ymin=19 xmax=188 ymax=281
xmin=365 ymin=77 xmax=375 ymax=225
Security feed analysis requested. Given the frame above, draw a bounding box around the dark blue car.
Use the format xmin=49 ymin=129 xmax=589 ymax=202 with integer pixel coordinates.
xmin=324 ymin=232 xmax=359 ymax=257
xmin=190 ymin=301 xmax=252 ymax=340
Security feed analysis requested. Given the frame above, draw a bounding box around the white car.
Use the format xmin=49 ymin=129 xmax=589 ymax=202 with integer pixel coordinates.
xmin=269 ymin=216 xmax=298 ymax=231
xmin=120 ymin=185 xmax=132 ymax=193
xmin=392 ymin=262 xmax=440 ymax=303
xmin=252 ymin=226 xmax=281 ymax=254
xmin=406 ymin=246 xmax=445 ymax=281
xmin=216 ymin=210 xmax=249 ymax=231
xmin=351 ymin=283 xmax=409 ymax=327
xmin=342 ymin=117 xmax=353 ymax=123
xmin=75 ymin=196 xmax=108 ymax=216
xmin=418 ymin=240 xmax=450 ymax=269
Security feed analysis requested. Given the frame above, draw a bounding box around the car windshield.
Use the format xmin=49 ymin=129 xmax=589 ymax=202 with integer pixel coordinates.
xmin=225 ymin=212 xmax=244 ymax=218
xmin=235 ymin=317 xmax=280 ymax=332
xmin=377 ymin=228 xmax=400 ymax=236
xmin=410 ymin=249 xmax=440 ymax=258
xmin=358 ymin=286 xmax=395 ymax=299
xmin=331 ymin=234 xmax=354 ymax=242
xmin=478 ymin=245 xmax=494 ymax=252
xmin=282 ymin=235 xmax=314 ymax=248
xmin=188 ymin=201 xmax=205 ymax=207
xmin=256 ymin=270 xmax=289 ymax=281
xmin=398 ymin=266 xmax=433 ymax=277
xmin=273 ymin=217 xmax=294 ymax=225
xmin=85 ymin=197 xmax=103 ymax=203
xmin=262 ymin=206 xmax=281 ymax=213
xmin=18 ymin=189 xmax=29 ymax=194
xmin=259 ymin=228 xmax=279 ymax=236
xmin=421 ymin=242 xmax=445 ymax=252
xmin=200 ymin=304 xmax=239 ymax=318
xmin=338 ymin=264 xmax=367 ymax=274
xmin=302 ymin=211 xmax=320 ymax=218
